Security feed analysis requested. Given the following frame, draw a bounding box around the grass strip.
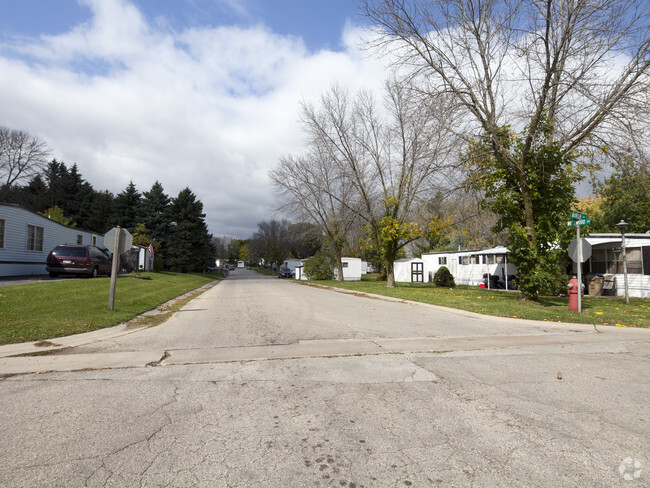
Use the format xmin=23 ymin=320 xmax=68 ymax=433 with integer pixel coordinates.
xmin=0 ymin=272 xmax=219 ymax=345
xmin=310 ymin=277 xmax=649 ymax=328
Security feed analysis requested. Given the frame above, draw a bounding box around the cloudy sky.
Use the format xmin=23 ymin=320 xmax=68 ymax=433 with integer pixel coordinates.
xmin=0 ymin=0 xmax=387 ymax=238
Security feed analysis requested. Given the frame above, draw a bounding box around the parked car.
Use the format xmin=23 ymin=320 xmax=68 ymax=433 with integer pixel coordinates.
xmin=46 ymin=244 xmax=112 ymax=278
xmin=278 ymin=267 xmax=293 ymax=279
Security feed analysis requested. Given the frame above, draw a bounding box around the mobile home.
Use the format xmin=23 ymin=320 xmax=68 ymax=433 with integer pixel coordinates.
xmin=395 ymin=246 xmax=516 ymax=289
xmin=0 ymin=203 xmax=105 ymax=277
xmin=577 ymin=233 xmax=650 ymax=298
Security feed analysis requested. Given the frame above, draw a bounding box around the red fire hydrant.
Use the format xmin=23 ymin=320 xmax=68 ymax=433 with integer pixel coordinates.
xmin=567 ymin=276 xmax=583 ymax=312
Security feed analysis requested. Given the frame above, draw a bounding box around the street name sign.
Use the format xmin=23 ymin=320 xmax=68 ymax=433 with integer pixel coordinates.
xmin=570 ymin=212 xmax=587 ymax=220
xmin=567 ymin=218 xmax=591 ymax=227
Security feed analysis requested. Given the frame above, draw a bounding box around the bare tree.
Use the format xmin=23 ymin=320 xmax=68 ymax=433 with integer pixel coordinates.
xmin=361 ymin=0 xmax=649 ymax=297
xmin=0 ymin=127 xmax=51 ymax=199
xmin=297 ymin=80 xmax=457 ymax=287
xmin=271 ymin=147 xmax=358 ymax=281
xmin=249 ymin=219 xmax=292 ymax=268
xmin=361 ymin=0 xmax=649 ymax=245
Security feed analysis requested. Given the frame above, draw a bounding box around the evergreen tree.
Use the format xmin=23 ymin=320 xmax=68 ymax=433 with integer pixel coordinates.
xmin=86 ymin=190 xmax=115 ymax=234
xmin=113 ymin=181 xmax=142 ymax=232
xmin=61 ymin=163 xmax=95 ymax=229
xmin=139 ymin=181 xmax=172 ymax=267
xmin=166 ymin=188 xmax=212 ymax=272
xmin=44 ymin=159 xmax=69 ymax=209
xmin=22 ymin=175 xmax=49 ymax=211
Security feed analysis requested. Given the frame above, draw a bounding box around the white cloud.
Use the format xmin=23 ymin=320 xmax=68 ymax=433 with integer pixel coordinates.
xmin=0 ymin=0 xmax=387 ymax=237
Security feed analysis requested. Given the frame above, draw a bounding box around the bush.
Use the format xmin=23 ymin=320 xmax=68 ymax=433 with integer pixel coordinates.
xmin=303 ymin=252 xmax=335 ymax=280
xmin=433 ymin=266 xmax=455 ymax=287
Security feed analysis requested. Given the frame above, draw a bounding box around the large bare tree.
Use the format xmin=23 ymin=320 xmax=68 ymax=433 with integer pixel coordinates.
xmin=0 ymin=127 xmax=50 ymax=200
xmin=361 ymin=0 xmax=649 ymax=296
xmin=271 ymin=146 xmax=359 ymax=281
xmin=361 ymin=0 xmax=648 ymax=241
xmin=294 ymin=80 xmax=457 ymax=287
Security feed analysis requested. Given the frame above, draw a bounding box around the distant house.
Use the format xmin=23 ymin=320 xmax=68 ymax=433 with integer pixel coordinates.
xmin=0 ymin=203 xmax=105 ymax=277
xmin=296 ymin=257 xmax=362 ymax=281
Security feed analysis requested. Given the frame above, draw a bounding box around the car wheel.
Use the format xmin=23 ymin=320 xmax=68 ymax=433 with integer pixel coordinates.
xmin=49 ymin=272 xmax=58 ymax=278
xmin=92 ymin=267 xmax=98 ymax=278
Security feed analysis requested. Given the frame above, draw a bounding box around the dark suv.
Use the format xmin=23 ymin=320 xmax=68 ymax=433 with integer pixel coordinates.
xmin=46 ymin=244 xmax=112 ymax=278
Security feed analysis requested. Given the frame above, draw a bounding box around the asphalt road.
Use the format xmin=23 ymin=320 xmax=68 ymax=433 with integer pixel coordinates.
xmin=0 ymin=269 xmax=648 ymax=487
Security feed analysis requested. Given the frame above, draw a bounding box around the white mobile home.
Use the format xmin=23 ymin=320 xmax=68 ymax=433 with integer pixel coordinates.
xmin=0 ymin=203 xmax=105 ymax=277
xmin=395 ymin=246 xmax=517 ymax=289
xmin=295 ymin=257 xmax=362 ymax=281
xmin=334 ymin=257 xmax=362 ymax=281
xmin=578 ymin=233 xmax=650 ymax=298
xmin=425 ymin=247 xmax=516 ymax=288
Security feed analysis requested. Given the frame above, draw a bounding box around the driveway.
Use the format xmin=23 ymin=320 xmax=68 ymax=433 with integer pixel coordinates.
xmin=0 ymin=269 xmax=648 ymax=487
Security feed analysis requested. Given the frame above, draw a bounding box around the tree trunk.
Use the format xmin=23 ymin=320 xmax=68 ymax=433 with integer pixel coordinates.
xmin=385 ymin=258 xmax=395 ymax=288
xmin=334 ymin=245 xmax=344 ymax=281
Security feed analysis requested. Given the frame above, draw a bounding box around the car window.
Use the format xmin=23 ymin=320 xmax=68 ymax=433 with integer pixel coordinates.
xmin=53 ymin=246 xmax=87 ymax=257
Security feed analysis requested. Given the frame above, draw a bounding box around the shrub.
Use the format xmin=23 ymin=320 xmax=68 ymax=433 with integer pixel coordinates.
xmin=303 ymin=252 xmax=335 ymax=280
xmin=433 ymin=266 xmax=455 ymax=287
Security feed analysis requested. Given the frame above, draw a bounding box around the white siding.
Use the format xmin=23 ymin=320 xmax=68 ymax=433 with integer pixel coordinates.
xmin=334 ymin=257 xmax=362 ymax=281
xmin=394 ymin=258 xmax=428 ymax=283
xmin=422 ymin=251 xmax=515 ymax=287
xmin=0 ymin=204 xmax=104 ymax=277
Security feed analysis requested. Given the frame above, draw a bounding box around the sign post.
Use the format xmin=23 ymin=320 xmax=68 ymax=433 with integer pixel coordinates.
xmin=567 ymin=214 xmax=591 ymax=313
xmin=104 ymin=227 xmax=133 ymax=310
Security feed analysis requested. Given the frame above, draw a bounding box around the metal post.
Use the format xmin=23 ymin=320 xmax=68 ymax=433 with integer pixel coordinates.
xmin=108 ymin=227 xmax=121 ymax=310
xmin=621 ymin=232 xmax=629 ymax=305
xmin=615 ymin=221 xmax=630 ymax=305
xmin=577 ymin=223 xmax=582 ymax=313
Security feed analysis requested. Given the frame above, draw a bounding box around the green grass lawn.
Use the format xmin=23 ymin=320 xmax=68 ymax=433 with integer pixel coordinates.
xmin=0 ymin=272 xmax=220 ymax=345
xmin=309 ymin=276 xmax=649 ymax=328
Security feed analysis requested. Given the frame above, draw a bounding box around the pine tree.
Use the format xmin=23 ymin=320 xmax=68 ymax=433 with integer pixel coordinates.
xmin=140 ymin=181 xmax=172 ymax=266
xmin=166 ymin=188 xmax=212 ymax=272
xmin=112 ymin=181 xmax=142 ymax=232
xmin=61 ymin=164 xmax=95 ymax=229
xmin=86 ymin=190 xmax=115 ymax=234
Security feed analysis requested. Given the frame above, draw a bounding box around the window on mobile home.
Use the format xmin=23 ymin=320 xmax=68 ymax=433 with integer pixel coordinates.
xmin=438 ymin=257 xmax=447 ymax=265
xmin=591 ymin=248 xmax=642 ymax=274
xmin=27 ymin=225 xmax=44 ymax=251
xmin=485 ymin=254 xmax=505 ymax=264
